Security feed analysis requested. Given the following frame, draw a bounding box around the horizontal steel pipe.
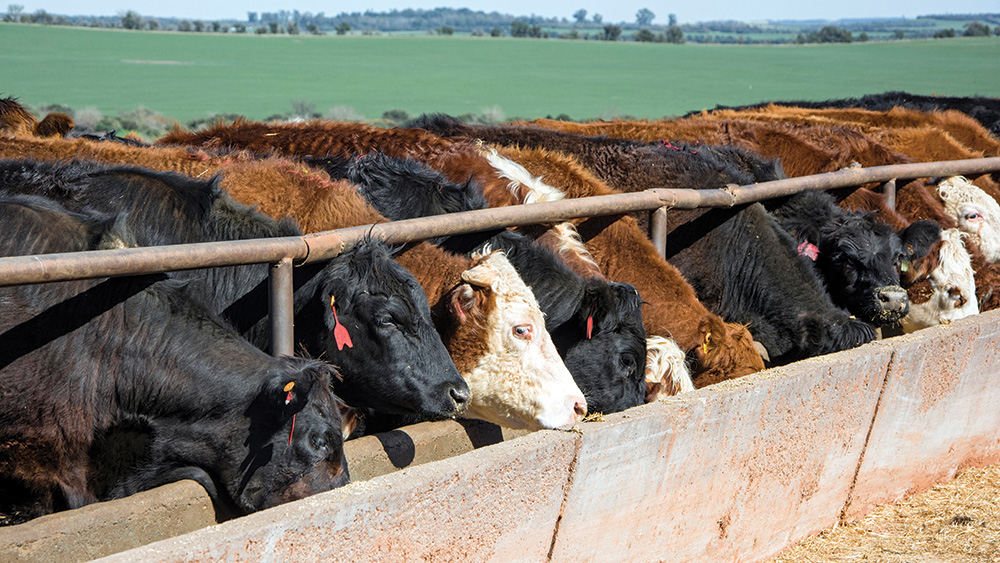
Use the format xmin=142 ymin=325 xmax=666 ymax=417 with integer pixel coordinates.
xmin=0 ymin=237 xmax=308 ymax=287
xmin=300 ymin=190 xmax=682 ymax=264
xmin=1 ymin=157 xmax=1000 ymax=285
xmin=725 ymin=157 xmax=1000 ymax=205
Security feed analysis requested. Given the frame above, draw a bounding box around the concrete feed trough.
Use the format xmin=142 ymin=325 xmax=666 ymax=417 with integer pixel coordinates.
xmin=2 ymin=310 xmax=999 ymax=563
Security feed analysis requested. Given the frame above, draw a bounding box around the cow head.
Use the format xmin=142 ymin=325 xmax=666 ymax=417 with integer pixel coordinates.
xmin=236 ymin=360 xmax=353 ymax=513
xmin=316 ymin=239 xmax=471 ymax=420
xmin=346 ymin=150 xmax=487 ymax=221
xmin=551 ymin=279 xmax=647 ymax=414
xmin=0 ymin=96 xmax=73 ymax=138
xmin=938 ymin=176 xmax=1000 ymax=263
xmin=444 ymin=252 xmax=587 ymax=430
xmin=691 ymin=315 xmax=765 ymax=387
xmin=901 ymin=228 xmax=978 ymax=332
xmin=644 ymin=336 xmax=694 ymax=402
xmin=815 ymin=211 xmax=940 ymax=326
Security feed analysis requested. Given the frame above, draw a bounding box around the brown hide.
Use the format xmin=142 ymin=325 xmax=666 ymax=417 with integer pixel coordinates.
xmin=0 ymin=97 xmax=74 ymax=138
xmin=692 ymin=105 xmax=1000 ymax=198
xmin=430 ymin=266 xmax=496 ymax=376
xmin=158 ymin=119 xmax=515 ymax=199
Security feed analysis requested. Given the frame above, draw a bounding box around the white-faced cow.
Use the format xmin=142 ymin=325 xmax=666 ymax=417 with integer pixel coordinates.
xmin=438 ymin=251 xmax=588 ymax=429
xmin=937 ymin=176 xmax=1000 ymax=263
xmin=901 ymin=228 xmax=979 ymax=332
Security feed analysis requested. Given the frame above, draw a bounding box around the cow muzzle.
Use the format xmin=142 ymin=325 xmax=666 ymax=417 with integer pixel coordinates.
xmin=876 ymin=285 xmax=909 ymax=322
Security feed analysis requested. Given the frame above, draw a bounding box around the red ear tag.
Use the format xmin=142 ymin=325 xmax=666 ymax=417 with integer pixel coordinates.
xmin=330 ymin=296 xmax=354 ymax=351
xmin=586 ymin=302 xmax=595 ymax=340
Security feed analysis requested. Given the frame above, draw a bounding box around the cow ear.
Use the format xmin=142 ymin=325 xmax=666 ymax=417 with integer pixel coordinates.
xmin=899 ymin=220 xmax=942 ymax=261
xmin=448 ymin=283 xmax=477 ymax=324
xmin=697 ymin=315 xmax=727 ymax=362
xmin=266 ymin=372 xmax=317 ymax=415
xmin=34 ymin=112 xmax=74 ymax=137
xmin=335 ymin=397 xmax=360 ymax=440
xmin=461 ymin=260 xmax=498 ymax=289
xmin=580 ymin=278 xmax=611 ymax=330
xmin=323 ymin=278 xmax=352 ymax=315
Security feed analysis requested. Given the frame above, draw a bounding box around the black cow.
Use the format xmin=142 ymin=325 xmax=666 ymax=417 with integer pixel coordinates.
xmin=75 ymin=129 xmax=152 ymax=147
xmin=338 ymin=151 xmax=648 ymax=413
xmin=666 ymin=202 xmax=877 ymax=365
xmin=0 ymin=195 xmax=350 ymax=524
xmin=769 ymin=190 xmax=942 ymax=326
xmin=0 ymin=159 xmax=470 ymax=422
xmin=307 ymin=150 xmax=489 ymax=247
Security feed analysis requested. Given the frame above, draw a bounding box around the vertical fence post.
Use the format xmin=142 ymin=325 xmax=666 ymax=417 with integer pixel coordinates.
xmin=651 ymin=206 xmax=668 ymax=259
xmin=269 ymin=256 xmax=295 ymax=357
xmin=883 ymin=178 xmax=897 ymax=212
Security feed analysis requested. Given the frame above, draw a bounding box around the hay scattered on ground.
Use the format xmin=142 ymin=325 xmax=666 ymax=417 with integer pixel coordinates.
xmin=767 ymin=463 xmax=1000 ymax=563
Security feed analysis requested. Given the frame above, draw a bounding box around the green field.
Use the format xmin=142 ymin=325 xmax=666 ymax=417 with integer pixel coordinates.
xmin=2 ymin=23 xmax=999 ymax=125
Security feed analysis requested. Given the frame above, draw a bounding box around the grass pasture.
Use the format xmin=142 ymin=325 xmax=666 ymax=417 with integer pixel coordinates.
xmin=1 ymin=23 xmax=999 ymax=125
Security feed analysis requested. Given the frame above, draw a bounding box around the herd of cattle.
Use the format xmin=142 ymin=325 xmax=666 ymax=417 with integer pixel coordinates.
xmin=1 ymin=91 xmax=999 ymax=525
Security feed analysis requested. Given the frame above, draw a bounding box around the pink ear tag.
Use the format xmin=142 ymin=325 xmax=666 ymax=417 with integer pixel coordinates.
xmin=330 ymin=296 xmax=354 ymax=351
xmin=586 ymin=302 xmax=595 ymax=340
xmin=283 ymin=382 xmax=296 ymax=445
xmin=797 ymin=241 xmax=819 ymax=261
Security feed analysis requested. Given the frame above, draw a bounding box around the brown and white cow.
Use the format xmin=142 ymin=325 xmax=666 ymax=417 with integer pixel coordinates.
xmin=444 ymin=251 xmax=588 ymax=429
xmin=901 ymin=228 xmax=978 ymax=332
xmin=937 ymin=176 xmax=1000 ymax=263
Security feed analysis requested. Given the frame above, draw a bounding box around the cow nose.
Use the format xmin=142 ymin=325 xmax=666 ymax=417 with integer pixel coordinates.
xmin=948 ymin=286 xmax=967 ymax=308
xmin=450 ymin=385 xmax=471 ymax=412
xmin=573 ymin=399 xmax=587 ymax=420
xmin=877 ymin=286 xmax=909 ymax=312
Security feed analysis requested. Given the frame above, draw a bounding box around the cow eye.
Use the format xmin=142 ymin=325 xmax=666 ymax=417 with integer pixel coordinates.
xmin=965 ymin=212 xmax=982 ymax=221
xmin=620 ymin=354 xmax=637 ymax=377
xmin=310 ymin=434 xmax=328 ymax=451
xmin=512 ymin=324 xmax=533 ymax=340
xmin=376 ymin=314 xmax=396 ymax=328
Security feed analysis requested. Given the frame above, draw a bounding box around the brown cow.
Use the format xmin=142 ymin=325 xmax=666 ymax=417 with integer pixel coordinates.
xmin=698 ymin=104 xmax=1000 ymax=158
xmin=0 ymin=96 xmax=74 ymax=138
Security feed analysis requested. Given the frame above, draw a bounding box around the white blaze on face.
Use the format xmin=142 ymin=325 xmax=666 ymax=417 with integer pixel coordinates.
xmin=902 ymin=228 xmax=978 ymax=333
xmin=938 ymin=176 xmax=1000 ymax=262
xmin=644 ymin=336 xmax=694 ymax=402
xmin=461 ymin=252 xmax=587 ymax=430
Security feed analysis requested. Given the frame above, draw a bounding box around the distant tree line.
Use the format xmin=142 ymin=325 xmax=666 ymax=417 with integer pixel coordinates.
xmin=3 ymin=4 xmax=998 ymax=44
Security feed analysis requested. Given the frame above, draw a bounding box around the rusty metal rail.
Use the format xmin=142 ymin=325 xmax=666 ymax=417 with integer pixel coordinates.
xmin=2 ymin=156 xmax=1000 ymax=356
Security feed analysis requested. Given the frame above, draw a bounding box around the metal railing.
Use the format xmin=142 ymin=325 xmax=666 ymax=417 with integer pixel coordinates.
xmin=2 ymin=156 xmax=1000 ymax=356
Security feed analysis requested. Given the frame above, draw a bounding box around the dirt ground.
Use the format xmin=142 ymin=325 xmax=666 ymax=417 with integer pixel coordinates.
xmin=766 ymin=463 xmax=1000 ymax=562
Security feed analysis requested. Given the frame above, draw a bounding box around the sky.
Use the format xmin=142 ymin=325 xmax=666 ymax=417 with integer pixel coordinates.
xmin=15 ymin=1 xmax=1000 ymax=25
